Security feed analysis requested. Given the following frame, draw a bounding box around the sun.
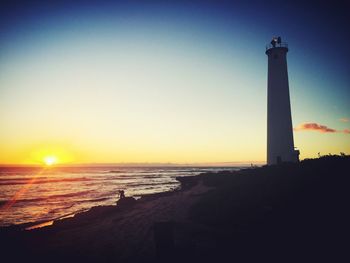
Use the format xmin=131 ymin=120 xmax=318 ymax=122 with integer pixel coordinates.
xmin=43 ymin=156 xmax=58 ymax=166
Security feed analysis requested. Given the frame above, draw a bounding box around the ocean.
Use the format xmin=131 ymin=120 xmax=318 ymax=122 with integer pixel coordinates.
xmin=0 ymin=166 xmax=243 ymax=227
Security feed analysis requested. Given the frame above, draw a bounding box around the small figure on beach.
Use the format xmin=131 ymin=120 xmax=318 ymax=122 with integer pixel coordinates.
xmin=116 ymin=190 xmax=136 ymax=209
xmin=118 ymin=190 xmax=125 ymax=199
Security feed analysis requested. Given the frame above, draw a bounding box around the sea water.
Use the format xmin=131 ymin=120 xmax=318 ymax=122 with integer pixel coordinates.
xmin=0 ymin=166 xmax=242 ymax=226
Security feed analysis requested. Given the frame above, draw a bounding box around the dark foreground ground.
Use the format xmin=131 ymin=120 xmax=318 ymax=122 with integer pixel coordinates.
xmin=1 ymin=155 xmax=349 ymax=262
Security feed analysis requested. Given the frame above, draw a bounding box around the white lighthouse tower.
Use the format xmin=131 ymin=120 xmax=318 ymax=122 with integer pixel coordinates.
xmin=266 ymin=37 xmax=299 ymax=165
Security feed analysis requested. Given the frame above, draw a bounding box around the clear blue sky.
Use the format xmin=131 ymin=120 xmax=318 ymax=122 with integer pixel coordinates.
xmin=0 ymin=0 xmax=349 ymax=164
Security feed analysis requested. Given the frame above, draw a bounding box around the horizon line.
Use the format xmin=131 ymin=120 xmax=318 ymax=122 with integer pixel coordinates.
xmin=0 ymin=161 xmax=266 ymax=167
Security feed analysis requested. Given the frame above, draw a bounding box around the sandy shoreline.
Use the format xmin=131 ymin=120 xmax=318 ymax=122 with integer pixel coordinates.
xmin=1 ymin=175 xmax=213 ymax=262
xmin=2 ymin=156 xmax=349 ymax=262
xmin=2 ymin=175 xmax=201 ymax=231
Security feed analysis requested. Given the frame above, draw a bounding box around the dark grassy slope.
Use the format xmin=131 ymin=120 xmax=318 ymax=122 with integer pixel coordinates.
xmin=189 ymin=155 xmax=350 ymax=262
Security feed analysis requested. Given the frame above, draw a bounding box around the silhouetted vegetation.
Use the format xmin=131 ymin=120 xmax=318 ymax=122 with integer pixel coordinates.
xmin=189 ymin=155 xmax=349 ymax=261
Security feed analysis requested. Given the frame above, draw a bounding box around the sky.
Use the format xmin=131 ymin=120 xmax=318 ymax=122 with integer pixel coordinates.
xmin=0 ymin=0 xmax=349 ymax=165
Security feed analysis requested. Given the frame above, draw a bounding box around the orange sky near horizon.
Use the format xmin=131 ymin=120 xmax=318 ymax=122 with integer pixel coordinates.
xmin=1 ymin=128 xmax=349 ymax=165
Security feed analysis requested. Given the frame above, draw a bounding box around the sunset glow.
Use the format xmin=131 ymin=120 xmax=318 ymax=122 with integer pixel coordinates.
xmin=43 ymin=156 xmax=57 ymax=166
xmin=0 ymin=1 xmax=349 ymax=165
xmin=0 ymin=2 xmax=349 ymax=261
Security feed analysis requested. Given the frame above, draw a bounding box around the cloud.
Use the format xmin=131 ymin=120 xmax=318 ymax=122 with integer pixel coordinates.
xmin=294 ymin=123 xmax=337 ymax=133
xmin=339 ymin=118 xmax=349 ymax=123
xmin=294 ymin=122 xmax=350 ymax=134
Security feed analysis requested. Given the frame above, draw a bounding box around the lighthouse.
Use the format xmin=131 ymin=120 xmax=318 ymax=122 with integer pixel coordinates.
xmin=266 ymin=37 xmax=299 ymax=165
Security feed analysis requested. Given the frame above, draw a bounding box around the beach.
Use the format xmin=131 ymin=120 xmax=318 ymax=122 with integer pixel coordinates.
xmin=0 ymin=166 xmax=237 ymax=226
xmin=1 ymin=156 xmax=349 ymax=262
xmin=2 ymin=175 xmax=212 ymax=262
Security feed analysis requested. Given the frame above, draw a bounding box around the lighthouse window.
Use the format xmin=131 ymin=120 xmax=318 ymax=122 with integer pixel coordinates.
xmin=274 ymin=54 xmax=278 ymax=59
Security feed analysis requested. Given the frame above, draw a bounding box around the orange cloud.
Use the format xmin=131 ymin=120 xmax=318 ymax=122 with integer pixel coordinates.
xmin=294 ymin=123 xmax=336 ymax=133
xmin=339 ymin=118 xmax=349 ymax=123
xmin=294 ymin=122 xmax=350 ymax=134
